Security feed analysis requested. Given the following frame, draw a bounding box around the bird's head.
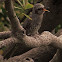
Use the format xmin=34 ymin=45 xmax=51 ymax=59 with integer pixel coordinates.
xmin=32 ymin=3 xmax=50 ymax=15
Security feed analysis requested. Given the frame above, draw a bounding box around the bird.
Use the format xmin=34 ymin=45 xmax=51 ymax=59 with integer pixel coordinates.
xmin=3 ymin=3 xmax=49 ymax=59
xmin=23 ymin=3 xmax=49 ymax=36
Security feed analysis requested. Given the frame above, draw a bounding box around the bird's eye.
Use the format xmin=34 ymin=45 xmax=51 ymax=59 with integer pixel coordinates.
xmin=37 ymin=8 xmax=43 ymax=10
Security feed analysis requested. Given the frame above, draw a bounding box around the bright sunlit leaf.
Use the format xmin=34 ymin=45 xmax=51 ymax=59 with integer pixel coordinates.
xmin=23 ymin=0 xmax=25 ymax=6
xmin=14 ymin=6 xmax=22 ymax=10
xmin=15 ymin=0 xmax=33 ymax=21
xmin=24 ymin=3 xmax=33 ymax=9
xmin=17 ymin=0 xmax=23 ymax=8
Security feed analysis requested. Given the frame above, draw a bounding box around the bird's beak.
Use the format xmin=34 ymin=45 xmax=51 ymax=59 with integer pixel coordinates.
xmin=43 ymin=8 xmax=50 ymax=12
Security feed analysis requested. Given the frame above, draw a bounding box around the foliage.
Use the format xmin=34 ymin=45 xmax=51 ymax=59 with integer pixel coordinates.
xmin=14 ymin=0 xmax=33 ymax=20
xmin=0 ymin=3 xmax=10 ymax=32
xmin=55 ymin=24 xmax=62 ymax=33
xmin=0 ymin=0 xmax=34 ymax=32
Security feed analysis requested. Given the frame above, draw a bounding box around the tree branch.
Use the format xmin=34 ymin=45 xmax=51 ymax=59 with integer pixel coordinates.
xmin=50 ymin=29 xmax=62 ymax=62
xmin=0 ymin=31 xmax=62 ymax=51
xmin=0 ymin=31 xmax=11 ymax=39
xmin=8 ymin=46 xmax=56 ymax=62
xmin=5 ymin=0 xmax=24 ymax=33
xmin=2 ymin=31 xmax=57 ymax=59
xmin=1 ymin=31 xmax=62 ymax=50
xmin=0 ymin=46 xmax=56 ymax=62
xmin=0 ymin=37 xmax=18 ymax=48
xmin=23 ymin=31 xmax=62 ymax=50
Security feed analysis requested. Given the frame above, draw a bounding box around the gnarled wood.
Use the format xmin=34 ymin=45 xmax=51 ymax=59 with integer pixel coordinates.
xmin=0 ymin=31 xmax=11 ymax=39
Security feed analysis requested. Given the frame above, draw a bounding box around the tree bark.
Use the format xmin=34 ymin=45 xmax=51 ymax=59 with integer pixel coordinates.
xmin=1 ymin=46 xmax=57 ymax=62
xmin=8 ymin=46 xmax=56 ymax=62
xmin=0 ymin=31 xmax=11 ymax=39
xmin=50 ymin=29 xmax=62 ymax=62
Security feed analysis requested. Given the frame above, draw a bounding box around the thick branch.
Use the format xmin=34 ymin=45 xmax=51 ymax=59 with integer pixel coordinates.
xmin=0 ymin=31 xmax=62 ymax=50
xmin=0 ymin=37 xmax=18 ymax=48
xmin=8 ymin=46 xmax=56 ymax=62
xmin=22 ymin=31 xmax=62 ymax=49
xmin=3 ymin=31 xmax=57 ymax=58
xmin=50 ymin=29 xmax=62 ymax=62
xmin=0 ymin=46 xmax=56 ymax=62
xmin=0 ymin=31 xmax=11 ymax=39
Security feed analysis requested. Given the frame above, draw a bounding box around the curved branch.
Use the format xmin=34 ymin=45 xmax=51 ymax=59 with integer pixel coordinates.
xmin=5 ymin=0 xmax=24 ymax=33
xmin=8 ymin=46 xmax=56 ymax=62
xmin=0 ymin=31 xmax=11 ymax=39
xmin=1 ymin=31 xmax=62 ymax=50
xmin=3 ymin=31 xmax=57 ymax=58
xmin=0 ymin=37 xmax=18 ymax=48
xmin=50 ymin=29 xmax=62 ymax=62
xmin=22 ymin=31 xmax=62 ymax=49
xmin=0 ymin=46 xmax=56 ymax=62
xmin=22 ymin=31 xmax=53 ymax=48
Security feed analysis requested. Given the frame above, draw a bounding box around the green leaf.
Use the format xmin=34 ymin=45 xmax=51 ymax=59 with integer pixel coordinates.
xmin=23 ymin=0 xmax=25 ymax=6
xmin=14 ymin=6 xmax=25 ymax=13
xmin=22 ymin=13 xmax=32 ymax=20
xmin=14 ymin=6 xmax=22 ymax=10
xmin=28 ymin=0 xmax=33 ymax=3
xmin=24 ymin=3 xmax=33 ymax=9
xmin=55 ymin=24 xmax=62 ymax=33
xmin=17 ymin=0 xmax=23 ymax=8
xmin=1 ymin=7 xmax=7 ymax=17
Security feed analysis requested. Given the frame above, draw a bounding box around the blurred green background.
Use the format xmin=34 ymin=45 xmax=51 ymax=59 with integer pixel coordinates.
xmin=0 ymin=0 xmax=39 ymax=32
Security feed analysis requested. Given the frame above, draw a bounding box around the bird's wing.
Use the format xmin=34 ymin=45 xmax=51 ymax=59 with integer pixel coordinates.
xmin=22 ymin=15 xmax=32 ymax=30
